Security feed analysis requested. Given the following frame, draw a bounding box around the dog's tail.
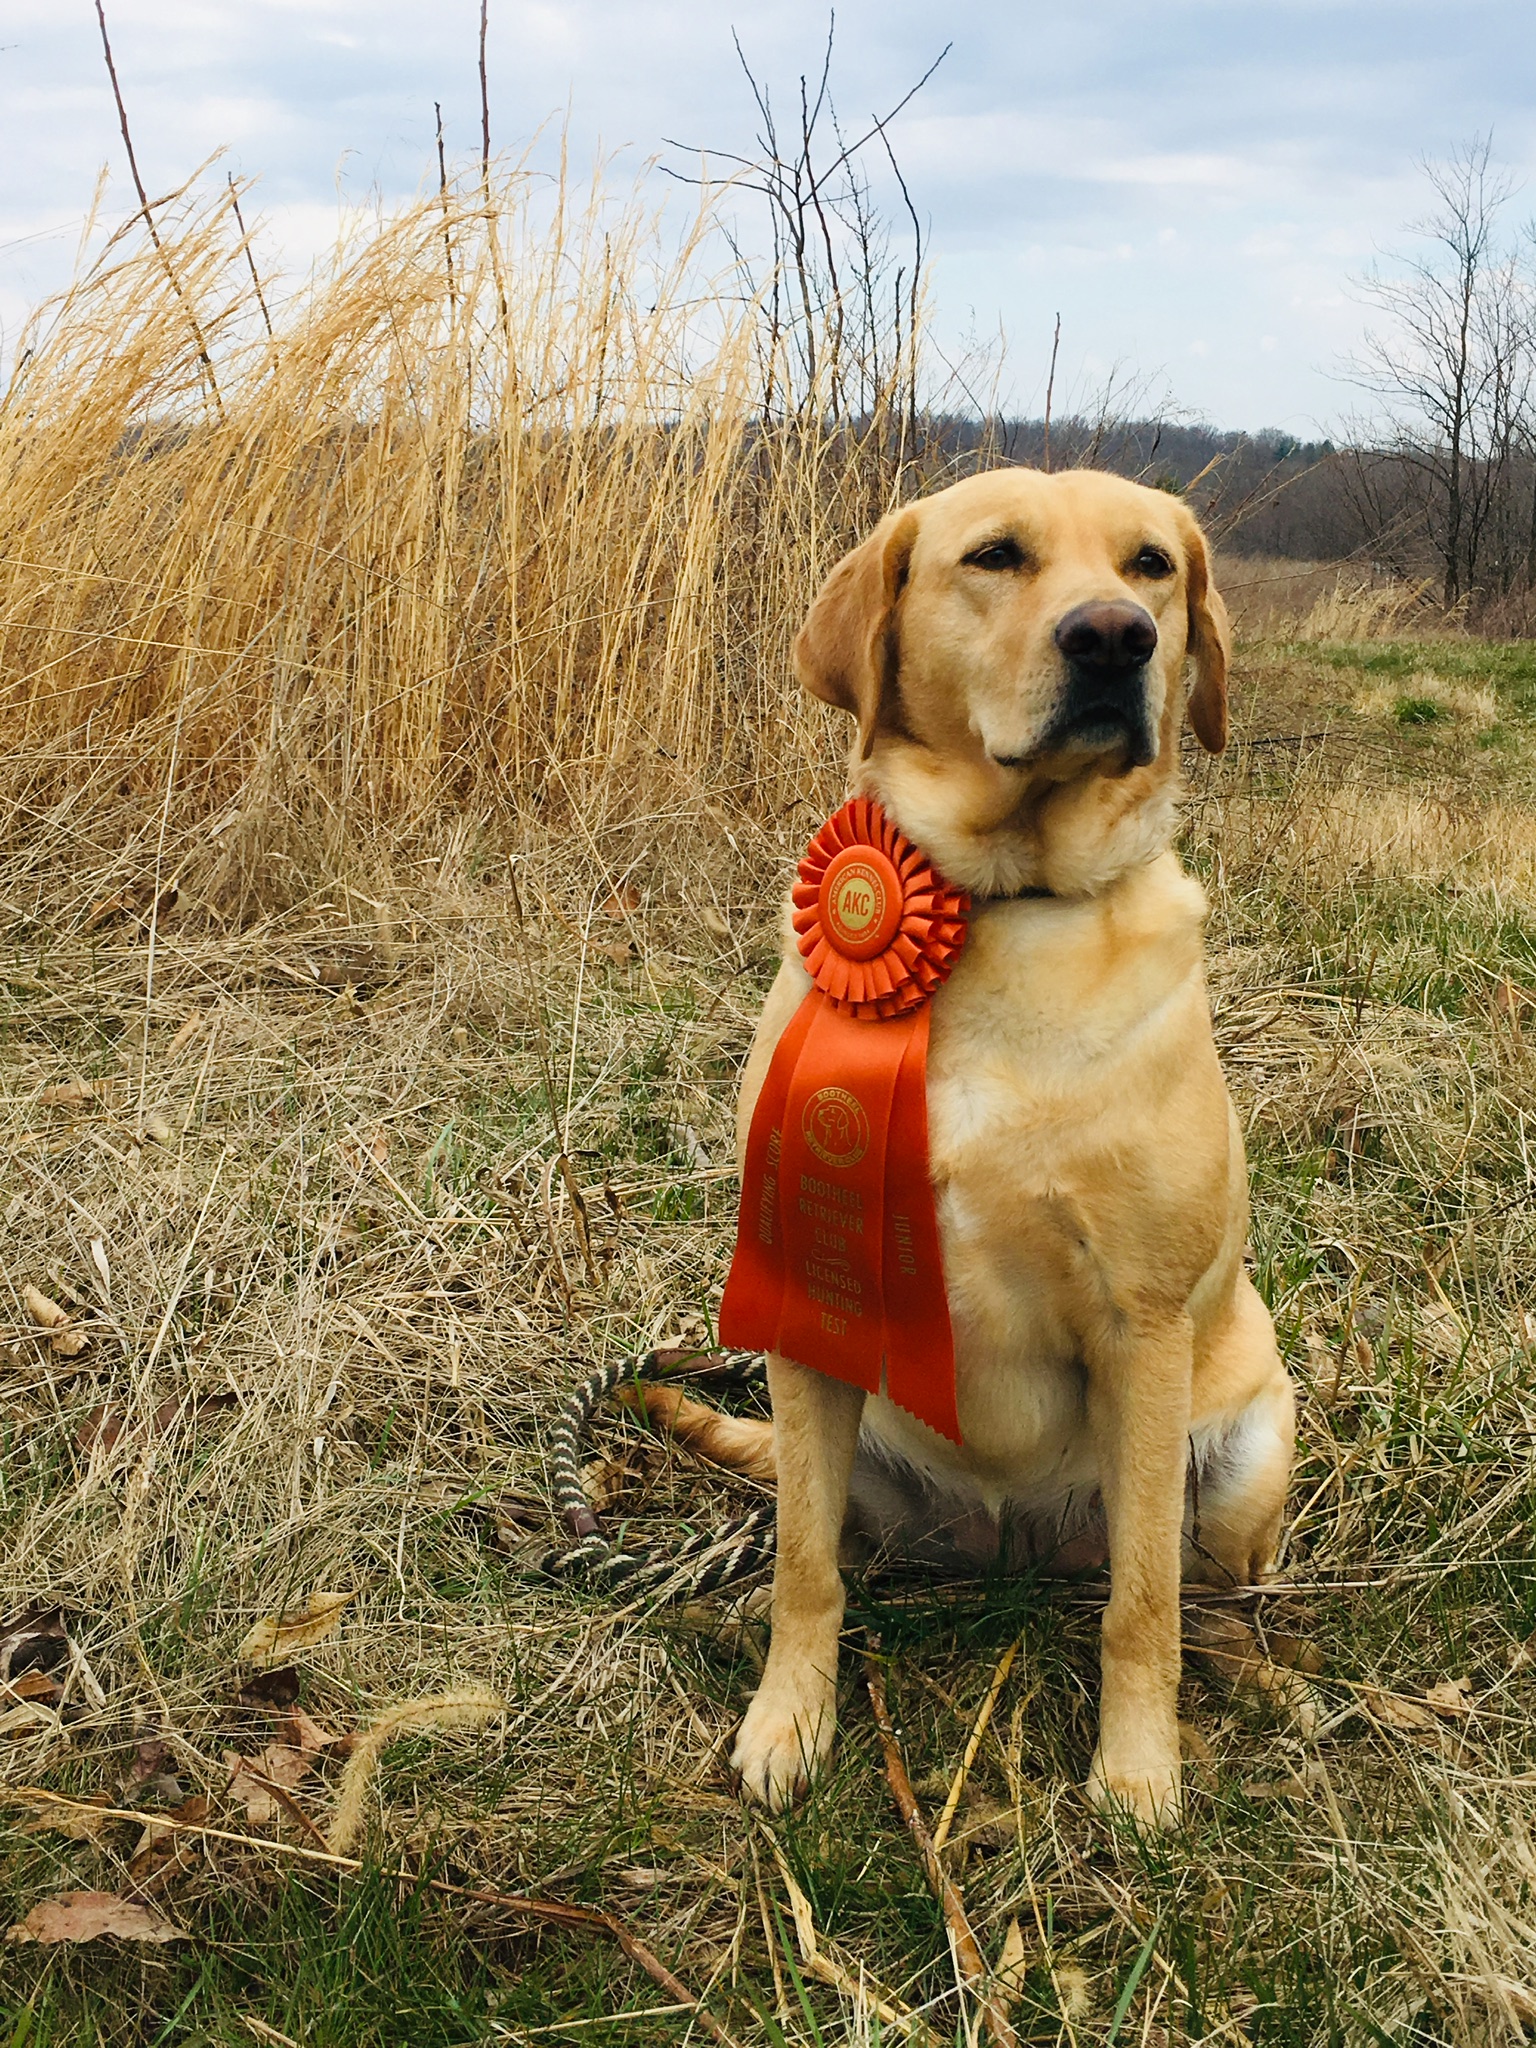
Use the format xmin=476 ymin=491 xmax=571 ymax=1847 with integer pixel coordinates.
xmin=614 ymin=1382 xmax=777 ymax=1484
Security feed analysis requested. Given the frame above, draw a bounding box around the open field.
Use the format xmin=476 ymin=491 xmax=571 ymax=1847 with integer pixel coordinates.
xmin=4 ymin=175 xmax=1536 ymax=2047
xmin=5 ymin=625 xmax=1536 ymax=2046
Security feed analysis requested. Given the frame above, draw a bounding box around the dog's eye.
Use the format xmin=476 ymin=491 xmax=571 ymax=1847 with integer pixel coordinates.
xmin=963 ymin=538 xmax=1026 ymax=572
xmin=1129 ymin=545 xmax=1174 ymax=579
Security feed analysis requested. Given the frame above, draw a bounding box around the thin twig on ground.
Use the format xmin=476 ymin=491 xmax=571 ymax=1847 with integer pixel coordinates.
xmin=863 ymin=1651 xmax=1018 ymax=2048
xmin=931 ymin=1635 xmax=1021 ymax=1853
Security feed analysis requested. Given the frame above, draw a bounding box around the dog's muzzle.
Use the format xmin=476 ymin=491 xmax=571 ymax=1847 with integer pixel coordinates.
xmin=1040 ymin=599 xmax=1159 ymax=770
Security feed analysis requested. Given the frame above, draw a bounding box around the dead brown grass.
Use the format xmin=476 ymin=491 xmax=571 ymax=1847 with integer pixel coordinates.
xmin=1219 ymin=555 xmax=1441 ymax=641
xmin=0 ymin=163 xmax=910 ymax=934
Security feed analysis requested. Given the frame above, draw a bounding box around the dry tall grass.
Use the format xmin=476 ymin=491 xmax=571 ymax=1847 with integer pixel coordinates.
xmin=1218 ymin=555 xmax=1441 ymax=641
xmin=0 ymin=163 xmax=945 ymax=930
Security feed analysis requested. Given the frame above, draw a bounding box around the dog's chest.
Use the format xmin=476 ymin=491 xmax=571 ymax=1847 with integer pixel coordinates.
xmin=924 ymin=858 xmax=1212 ymax=1211
xmin=863 ymin=859 xmax=1226 ymax=1481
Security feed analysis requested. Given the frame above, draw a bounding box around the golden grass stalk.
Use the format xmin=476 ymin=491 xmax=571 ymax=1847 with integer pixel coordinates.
xmin=326 ymin=1686 xmax=504 ymax=1853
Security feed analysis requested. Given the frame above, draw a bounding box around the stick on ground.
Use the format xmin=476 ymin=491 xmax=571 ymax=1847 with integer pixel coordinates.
xmin=863 ymin=1652 xmax=1019 ymax=2048
xmin=931 ymin=1635 xmax=1021 ymax=1853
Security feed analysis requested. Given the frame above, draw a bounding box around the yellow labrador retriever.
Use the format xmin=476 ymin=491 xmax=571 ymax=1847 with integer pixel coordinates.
xmin=660 ymin=467 xmax=1295 ymax=1825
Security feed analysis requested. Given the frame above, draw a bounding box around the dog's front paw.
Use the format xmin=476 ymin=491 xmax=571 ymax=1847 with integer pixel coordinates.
xmin=1085 ymin=1749 xmax=1181 ymax=1828
xmin=732 ymin=1676 xmax=836 ymax=1811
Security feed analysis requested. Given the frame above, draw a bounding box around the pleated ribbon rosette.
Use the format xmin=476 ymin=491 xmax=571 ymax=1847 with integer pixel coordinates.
xmin=719 ymin=797 xmax=970 ymax=1441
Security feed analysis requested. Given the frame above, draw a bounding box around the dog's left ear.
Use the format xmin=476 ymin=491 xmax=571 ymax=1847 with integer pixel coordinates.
xmin=793 ymin=508 xmax=919 ymax=760
xmin=1181 ymin=516 xmax=1230 ymax=753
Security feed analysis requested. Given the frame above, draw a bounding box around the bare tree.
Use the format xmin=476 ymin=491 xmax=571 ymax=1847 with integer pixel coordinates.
xmin=1346 ymin=138 xmax=1536 ymax=607
xmin=665 ymin=22 xmax=949 ymax=470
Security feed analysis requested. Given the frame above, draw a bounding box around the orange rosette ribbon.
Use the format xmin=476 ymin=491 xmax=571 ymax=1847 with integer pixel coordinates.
xmin=719 ymin=797 xmax=970 ymax=1441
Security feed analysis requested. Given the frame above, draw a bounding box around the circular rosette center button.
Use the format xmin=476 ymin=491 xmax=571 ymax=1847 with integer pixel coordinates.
xmin=818 ymin=844 xmax=903 ymax=961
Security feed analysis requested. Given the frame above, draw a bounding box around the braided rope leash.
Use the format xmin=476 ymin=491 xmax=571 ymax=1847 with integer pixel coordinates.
xmin=541 ymin=1349 xmax=777 ymax=1607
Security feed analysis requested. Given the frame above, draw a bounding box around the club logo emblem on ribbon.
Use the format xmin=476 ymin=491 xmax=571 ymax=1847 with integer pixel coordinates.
xmin=802 ymin=1087 xmax=870 ymax=1169
xmin=719 ymin=796 xmax=970 ymax=1441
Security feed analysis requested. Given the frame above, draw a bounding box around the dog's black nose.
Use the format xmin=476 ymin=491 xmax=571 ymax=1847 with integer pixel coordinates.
xmin=1054 ymin=601 xmax=1157 ymax=671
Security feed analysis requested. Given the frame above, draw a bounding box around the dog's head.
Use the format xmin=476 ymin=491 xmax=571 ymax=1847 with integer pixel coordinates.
xmin=792 ymin=469 xmax=1230 ymax=897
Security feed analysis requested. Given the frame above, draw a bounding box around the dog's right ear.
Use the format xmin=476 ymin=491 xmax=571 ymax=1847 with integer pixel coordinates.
xmin=792 ymin=509 xmax=919 ymax=759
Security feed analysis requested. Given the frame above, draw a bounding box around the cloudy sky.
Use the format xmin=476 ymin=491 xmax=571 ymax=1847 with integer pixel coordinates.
xmin=3 ymin=0 xmax=1534 ymax=432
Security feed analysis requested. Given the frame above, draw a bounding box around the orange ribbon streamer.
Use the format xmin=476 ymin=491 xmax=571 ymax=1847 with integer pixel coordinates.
xmin=719 ymin=798 xmax=969 ymax=1442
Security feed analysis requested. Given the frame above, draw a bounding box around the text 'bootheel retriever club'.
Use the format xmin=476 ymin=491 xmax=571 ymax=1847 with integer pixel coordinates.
xmin=719 ymin=796 xmax=969 ymax=1441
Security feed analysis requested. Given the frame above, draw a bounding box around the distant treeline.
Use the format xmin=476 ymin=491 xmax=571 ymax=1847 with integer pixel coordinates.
xmin=933 ymin=416 xmax=1357 ymax=561
xmin=930 ymin=410 xmax=1536 ymax=632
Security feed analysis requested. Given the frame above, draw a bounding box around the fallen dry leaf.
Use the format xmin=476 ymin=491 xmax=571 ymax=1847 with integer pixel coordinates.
xmin=579 ymin=1452 xmax=656 ymax=1514
xmin=594 ymin=939 xmax=636 ymax=965
xmin=1363 ymin=1685 xmax=1440 ymax=1733
xmin=226 ymin=1743 xmax=320 ymax=1826
xmin=254 ymin=1743 xmax=312 ymax=1791
xmin=77 ymin=1404 xmax=130 ymax=1457
xmin=1242 ymin=1772 xmax=1315 ymax=1801
xmin=599 ymin=885 xmax=640 ymax=917
xmin=1417 ymin=1298 xmax=1467 ymax=1362
xmin=1269 ymin=1632 xmax=1326 ymax=1675
xmin=203 ymin=1266 xmax=238 ymax=1312
xmin=313 ymin=955 xmax=383 ymax=992
xmin=1424 ymin=1676 xmax=1474 ymax=1718
xmin=0 ymin=1604 xmax=70 ymax=1685
xmin=129 ymin=1795 xmax=210 ymax=1885
xmin=21 ymin=1285 xmax=69 ymax=1330
xmin=491 ymin=1496 xmax=547 ymax=1552
xmin=339 ymin=1132 xmax=389 ymax=1173
xmin=2 ymin=1669 xmax=62 ymax=1707
xmin=1178 ymin=1720 xmax=1215 ymax=1764
xmin=38 ymin=1079 xmax=94 ymax=1109
xmin=239 ymin=1665 xmax=302 ymax=1709
xmin=22 ymin=1286 xmax=90 ymax=1357
xmin=994 ymin=1917 xmax=1031 ymax=2006
xmin=82 ymin=882 xmax=178 ymax=935
xmin=278 ymin=1706 xmax=342 ymax=1754
xmin=237 ymin=1592 xmax=352 ymax=1666
xmin=84 ymin=891 xmax=132 ymax=932
xmin=0 ymin=1701 xmax=57 ymax=1736
xmin=164 ymin=1011 xmax=204 ymax=1061
xmin=124 ymin=1736 xmax=172 ymax=1791
xmin=6 ymin=1890 xmax=185 ymax=1945
xmin=78 ymin=1391 xmax=238 ymax=1458
xmin=225 ymin=1753 xmax=274 ymax=1824
xmin=1183 ymin=1606 xmax=1266 ymax=1684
